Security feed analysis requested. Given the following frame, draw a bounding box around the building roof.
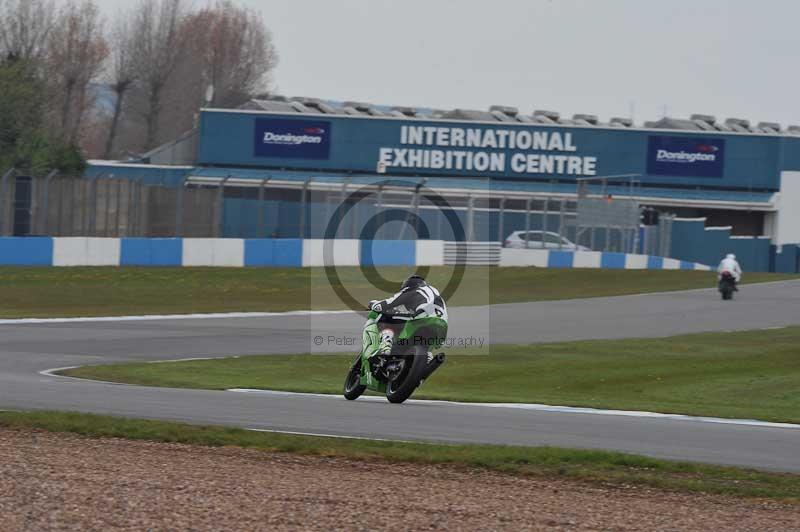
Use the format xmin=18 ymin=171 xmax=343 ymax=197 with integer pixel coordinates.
xmin=241 ymin=96 xmax=800 ymax=137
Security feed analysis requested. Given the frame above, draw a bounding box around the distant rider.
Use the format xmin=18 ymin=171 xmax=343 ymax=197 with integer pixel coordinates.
xmin=367 ymin=275 xmax=448 ymax=358
xmin=717 ymin=253 xmax=742 ymax=290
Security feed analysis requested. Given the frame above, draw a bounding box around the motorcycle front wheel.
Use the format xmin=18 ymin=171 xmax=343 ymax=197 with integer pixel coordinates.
xmin=343 ymin=356 xmax=366 ymax=400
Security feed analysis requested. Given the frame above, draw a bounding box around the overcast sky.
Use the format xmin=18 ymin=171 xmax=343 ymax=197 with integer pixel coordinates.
xmin=88 ymin=0 xmax=800 ymax=126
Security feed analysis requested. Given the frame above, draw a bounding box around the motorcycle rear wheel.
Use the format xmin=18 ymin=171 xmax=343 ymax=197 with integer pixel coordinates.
xmin=720 ymin=286 xmax=733 ymax=300
xmin=386 ymin=346 xmax=428 ymax=404
xmin=343 ymin=357 xmax=366 ymax=400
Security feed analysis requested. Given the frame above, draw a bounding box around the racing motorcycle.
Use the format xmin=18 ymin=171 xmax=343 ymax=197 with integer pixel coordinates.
xmin=343 ymin=309 xmax=447 ymax=404
xmin=719 ymin=271 xmax=736 ymax=300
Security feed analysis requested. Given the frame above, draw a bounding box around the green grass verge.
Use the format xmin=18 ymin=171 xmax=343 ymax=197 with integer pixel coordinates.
xmin=64 ymin=327 xmax=800 ymax=423
xmin=0 ymin=266 xmax=793 ymax=318
xmin=0 ymin=410 xmax=797 ymax=501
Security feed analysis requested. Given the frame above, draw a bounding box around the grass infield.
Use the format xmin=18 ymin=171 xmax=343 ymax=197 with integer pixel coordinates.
xmin=63 ymin=327 xmax=800 ymax=424
xmin=0 ymin=266 xmax=794 ymax=318
xmin=0 ymin=410 xmax=798 ymax=502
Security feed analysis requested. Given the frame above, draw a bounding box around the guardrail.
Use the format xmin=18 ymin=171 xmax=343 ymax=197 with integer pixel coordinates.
xmin=0 ymin=237 xmax=711 ymax=270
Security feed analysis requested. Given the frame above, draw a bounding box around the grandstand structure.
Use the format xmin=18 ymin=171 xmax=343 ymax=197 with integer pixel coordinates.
xmin=82 ymin=95 xmax=800 ymax=272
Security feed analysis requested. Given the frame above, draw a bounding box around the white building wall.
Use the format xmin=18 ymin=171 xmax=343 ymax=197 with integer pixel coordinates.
xmin=775 ymin=171 xmax=800 ymax=245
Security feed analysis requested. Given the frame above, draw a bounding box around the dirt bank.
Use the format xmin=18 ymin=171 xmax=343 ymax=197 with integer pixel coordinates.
xmin=0 ymin=428 xmax=797 ymax=531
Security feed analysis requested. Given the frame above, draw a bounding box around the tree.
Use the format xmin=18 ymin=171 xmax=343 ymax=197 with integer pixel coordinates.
xmin=0 ymin=56 xmax=85 ymax=175
xmin=184 ymin=1 xmax=277 ymax=108
xmin=0 ymin=56 xmax=42 ymax=155
xmin=129 ymin=0 xmax=188 ymax=151
xmin=144 ymin=0 xmax=278 ymax=143
xmin=0 ymin=0 xmax=55 ymax=61
xmin=46 ymin=0 xmax=109 ymax=143
xmin=103 ymin=12 xmax=138 ymax=158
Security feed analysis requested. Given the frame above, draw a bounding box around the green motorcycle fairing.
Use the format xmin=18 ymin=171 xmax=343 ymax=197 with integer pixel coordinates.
xmin=358 ymin=310 xmax=448 ymax=392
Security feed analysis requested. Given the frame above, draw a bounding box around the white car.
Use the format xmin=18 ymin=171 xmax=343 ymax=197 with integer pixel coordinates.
xmin=503 ymin=230 xmax=589 ymax=251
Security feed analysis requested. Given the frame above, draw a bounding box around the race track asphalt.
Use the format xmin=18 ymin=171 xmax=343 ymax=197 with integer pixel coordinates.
xmin=1 ymin=280 xmax=799 ymax=472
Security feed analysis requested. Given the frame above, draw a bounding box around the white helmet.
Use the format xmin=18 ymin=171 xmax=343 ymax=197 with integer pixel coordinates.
xmin=726 ymin=253 xmax=736 ymax=260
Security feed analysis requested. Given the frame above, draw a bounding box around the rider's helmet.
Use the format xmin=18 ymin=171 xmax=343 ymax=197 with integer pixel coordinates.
xmin=726 ymin=253 xmax=736 ymax=260
xmin=401 ymin=275 xmax=426 ymax=291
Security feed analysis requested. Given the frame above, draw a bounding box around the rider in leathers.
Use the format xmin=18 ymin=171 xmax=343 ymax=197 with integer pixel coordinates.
xmin=717 ymin=253 xmax=742 ymax=290
xmin=367 ymin=275 xmax=447 ymax=359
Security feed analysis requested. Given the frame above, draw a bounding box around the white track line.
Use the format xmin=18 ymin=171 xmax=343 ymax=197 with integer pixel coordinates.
xmin=0 ymin=310 xmax=355 ymax=325
xmin=228 ymin=388 xmax=800 ymax=430
xmin=39 ymin=366 xmax=82 ymax=377
xmin=245 ymin=427 xmax=419 ymax=443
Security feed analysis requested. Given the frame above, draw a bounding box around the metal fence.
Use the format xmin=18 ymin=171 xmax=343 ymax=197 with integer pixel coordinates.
xmin=0 ymin=169 xmax=219 ymax=237
xmin=0 ymin=169 xmax=674 ymax=255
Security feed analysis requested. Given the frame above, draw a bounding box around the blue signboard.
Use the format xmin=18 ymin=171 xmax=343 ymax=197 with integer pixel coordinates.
xmin=647 ymin=135 xmax=725 ymax=178
xmin=253 ymin=118 xmax=331 ymax=159
xmin=200 ymin=110 xmax=784 ymax=190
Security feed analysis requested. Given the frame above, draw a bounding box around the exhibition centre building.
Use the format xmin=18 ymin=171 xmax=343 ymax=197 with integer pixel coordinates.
xmin=86 ymin=97 xmax=800 ymax=272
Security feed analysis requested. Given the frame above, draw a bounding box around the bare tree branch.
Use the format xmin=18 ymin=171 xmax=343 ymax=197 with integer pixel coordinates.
xmin=0 ymin=0 xmax=56 ymax=61
xmin=190 ymin=0 xmax=278 ymax=108
xmin=129 ymin=0 xmax=188 ymax=151
xmin=103 ymin=10 xmax=138 ymax=158
xmin=46 ymin=0 xmax=109 ymax=143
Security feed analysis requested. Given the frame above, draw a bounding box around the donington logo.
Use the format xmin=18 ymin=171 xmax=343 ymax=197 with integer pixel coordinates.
xmin=647 ymin=136 xmax=725 ymax=177
xmin=262 ymin=130 xmax=324 ymax=145
xmin=655 ymin=145 xmax=718 ymax=163
xmin=254 ymin=118 xmax=331 ymax=159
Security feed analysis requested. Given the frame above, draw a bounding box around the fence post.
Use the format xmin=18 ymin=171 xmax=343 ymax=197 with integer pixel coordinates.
xmin=175 ymin=176 xmax=186 ymax=237
xmin=39 ymin=170 xmax=58 ymax=235
xmin=397 ymin=182 xmax=420 ymax=242
xmin=114 ymin=178 xmax=122 ymax=237
xmin=56 ymin=177 xmax=64 ymax=236
xmin=466 ymin=195 xmax=475 ymax=242
xmin=0 ymin=168 xmax=15 ymax=236
xmin=558 ymin=199 xmax=566 ymax=249
xmin=299 ymin=178 xmax=311 ymax=239
xmin=352 ymin=189 xmax=359 ymax=239
xmin=88 ymin=174 xmax=102 ymax=236
xmin=524 ymin=198 xmax=532 ymax=249
xmin=375 ymin=184 xmax=384 ymax=240
xmin=257 ymin=178 xmax=269 ymax=238
xmin=130 ymin=177 xmax=139 ymax=236
xmin=338 ymin=178 xmax=350 ymax=240
xmin=216 ymin=175 xmax=230 ymax=238
xmin=497 ymin=197 xmax=506 ymax=243
xmin=413 ymin=181 xmax=425 ymax=241
xmin=541 ymin=198 xmax=549 ymax=249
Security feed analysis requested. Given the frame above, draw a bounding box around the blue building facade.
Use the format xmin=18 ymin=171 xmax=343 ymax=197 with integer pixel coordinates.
xmin=86 ymin=107 xmax=800 ymax=272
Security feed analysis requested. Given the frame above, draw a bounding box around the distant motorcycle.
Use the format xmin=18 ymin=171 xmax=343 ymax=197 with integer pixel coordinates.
xmin=719 ymin=271 xmax=736 ymax=300
xmin=343 ymin=310 xmax=447 ymax=404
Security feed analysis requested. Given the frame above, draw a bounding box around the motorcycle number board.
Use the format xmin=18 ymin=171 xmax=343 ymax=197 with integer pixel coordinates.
xmin=646 ymin=135 xmax=725 ymax=178
xmin=254 ymin=118 xmax=332 ymax=159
